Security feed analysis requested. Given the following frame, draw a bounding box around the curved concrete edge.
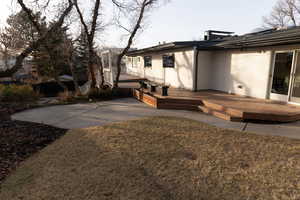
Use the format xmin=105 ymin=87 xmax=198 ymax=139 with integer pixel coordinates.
xmin=12 ymin=98 xmax=300 ymax=140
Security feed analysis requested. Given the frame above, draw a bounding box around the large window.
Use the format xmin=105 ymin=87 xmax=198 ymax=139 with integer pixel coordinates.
xmin=271 ymin=52 xmax=293 ymax=95
xmin=144 ymin=56 xmax=152 ymax=67
xmin=127 ymin=56 xmax=139 ymax=68
xmin=162 ymin=54 xmax=175 ymax=68
xmin=102 ymin=53 xmax=110 ymax=69
xmin=132 ymin=57 xmax=140 ymax=68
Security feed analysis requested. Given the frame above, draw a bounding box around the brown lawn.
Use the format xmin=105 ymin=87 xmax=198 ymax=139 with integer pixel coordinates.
xmin=1 ymin=116 xmax=300 ymax=200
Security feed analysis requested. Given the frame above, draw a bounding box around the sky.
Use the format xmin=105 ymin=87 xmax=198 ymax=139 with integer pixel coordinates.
xmin=0 ymin=0 xmax=277 ymax=48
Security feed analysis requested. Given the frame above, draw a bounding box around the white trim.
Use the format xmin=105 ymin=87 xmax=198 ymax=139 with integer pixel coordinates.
xmin=288 ymin=101 xmax=300 ymax=106
xmin=269 ymin=50 xmax=295 ymax=102
xmin=270 ymin=93 xmax=289 ymax=102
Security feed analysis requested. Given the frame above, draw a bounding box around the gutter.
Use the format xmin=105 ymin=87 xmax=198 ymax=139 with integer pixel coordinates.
xmin=193 ymin=47 xmax=200 ymax=92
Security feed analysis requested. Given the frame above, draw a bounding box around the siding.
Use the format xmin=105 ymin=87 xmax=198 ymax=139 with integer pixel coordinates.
xmin=126 ymin=48 xmax=195 ymax=90
xmin=210 ymin=50 xmax=272 ymax=99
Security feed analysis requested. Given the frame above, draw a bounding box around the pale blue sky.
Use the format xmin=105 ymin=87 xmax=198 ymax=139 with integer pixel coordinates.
xmin=0 ymin=0 xmax=277 ymax=48
xmin=135 ymin=0 xmax=277 ymax=47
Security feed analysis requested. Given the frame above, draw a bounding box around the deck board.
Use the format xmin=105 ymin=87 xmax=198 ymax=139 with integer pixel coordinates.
xmin=133 ymin=88 xmax=300 ymax=122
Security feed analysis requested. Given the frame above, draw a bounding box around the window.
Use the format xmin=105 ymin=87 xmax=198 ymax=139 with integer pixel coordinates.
xmin=144 ymin=56 xmax=152 ymax=67
xmin=162 ymin=54 xmax=175 ymax=68
xmin=132 ymin=57 xmax=140 ymax=68
xmin=102 ymin=53 xmax=110 ymax=69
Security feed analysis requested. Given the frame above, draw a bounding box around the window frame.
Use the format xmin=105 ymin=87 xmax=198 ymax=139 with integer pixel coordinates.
xmin=132 ymin=57 xmax=139 ymax=68
xmin=143 ymin=56 xmax=152 ymax=68
xmin=162 ymin=54 xmax=175 ymax=68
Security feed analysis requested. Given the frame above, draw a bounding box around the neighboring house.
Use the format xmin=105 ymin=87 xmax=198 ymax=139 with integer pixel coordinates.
xmin=98 ymin=48 xmax=130 ymax=86
xmin=126 ymin=26 xmax=300 ymax=105
xmin=0 ymin=52 xmax=37 ymax=82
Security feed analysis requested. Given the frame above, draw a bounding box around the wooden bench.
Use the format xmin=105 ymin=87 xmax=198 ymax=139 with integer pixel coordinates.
xmin=140 ymin=81 xmax=169 ymax=96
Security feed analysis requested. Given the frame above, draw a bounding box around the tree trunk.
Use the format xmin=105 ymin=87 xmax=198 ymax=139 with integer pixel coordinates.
xmin=88 ymin=47 xmax=97 ymax=88
xmin=95 ymin=53 xmax=105 ymax=88
xmin=114 ymin=0 xmax=150 ymax=88
xmin=114 ymin=54 xmax=124 ymax=88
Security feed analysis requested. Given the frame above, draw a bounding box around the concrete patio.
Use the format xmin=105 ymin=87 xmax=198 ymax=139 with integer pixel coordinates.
xmin=12 ymin=98 xmax=300 ymax=139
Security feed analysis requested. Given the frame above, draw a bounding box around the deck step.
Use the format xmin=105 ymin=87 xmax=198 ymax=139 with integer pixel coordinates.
xmin=198 ymin=106 xmax=243 ymax=122
xmin=158 ymin=103 xmax=200 ymax=111
xmin=159 ymin=98 xmax=203 ymax=105
xmin=202 ymin=100 xmax=243 ymax=117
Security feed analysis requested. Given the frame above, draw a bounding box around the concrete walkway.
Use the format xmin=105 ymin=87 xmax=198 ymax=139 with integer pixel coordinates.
xmin=12 ymin=98 xmax=300 ymax=139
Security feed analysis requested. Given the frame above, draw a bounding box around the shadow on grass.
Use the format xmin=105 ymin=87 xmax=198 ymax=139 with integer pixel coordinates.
xmin=1 ymin=116 xmax=300 ymax=200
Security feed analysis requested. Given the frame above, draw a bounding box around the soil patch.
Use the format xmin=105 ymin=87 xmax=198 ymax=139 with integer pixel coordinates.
xmin=0 ymin=120 xmax=67 ymax=186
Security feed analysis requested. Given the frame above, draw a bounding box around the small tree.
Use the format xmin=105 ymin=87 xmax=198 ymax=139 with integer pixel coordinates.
xmin=32 ymin=26 xmax=71 ymax=79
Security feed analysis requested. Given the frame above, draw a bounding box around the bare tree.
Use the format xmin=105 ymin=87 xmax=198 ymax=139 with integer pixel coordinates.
xmin=73 ymin=0 xmax=102 ymax=89
xmin=0 ymin=31 xmax=12 ymax=71
xmin=0 ymin=0 xmax=73 ymax=78
xmin=112 ymin=0 xmax=162 ymax=88
xmin=16 ymin=0 xmax=75 ymax=91
xmin=263 ymin=0 xmax=300 ymax=28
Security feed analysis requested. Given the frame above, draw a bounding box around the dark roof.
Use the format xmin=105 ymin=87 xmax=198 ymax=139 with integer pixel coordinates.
xmin=127 ymin=26 xmax=300 ymax=56
xmin=217 ymin=26 xmax=300 ymax=48
xmin=126 ymin=40 xmax=221 ymax=56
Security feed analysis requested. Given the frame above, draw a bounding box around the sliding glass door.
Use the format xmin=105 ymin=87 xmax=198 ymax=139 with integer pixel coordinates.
xmin=270 ymin=52 xmax=294 ymax=102
xmin=270 ymin=50 xmax=300 ymax=104
xmin=290 ymin=51 xmax=300 ymax=104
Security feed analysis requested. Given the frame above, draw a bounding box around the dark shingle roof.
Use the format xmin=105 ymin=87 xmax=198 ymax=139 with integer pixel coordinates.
xmin=217 ymin=26 xmax=300 ymax=49
xmin=127 ymin=26 xmax=300 ymax=56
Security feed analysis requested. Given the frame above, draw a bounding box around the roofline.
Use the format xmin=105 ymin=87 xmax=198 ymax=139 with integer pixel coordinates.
xmin=126 ymin=42 xmax=198 ymax=56
xmin=126 ymin=26 xmax=300 ymax=56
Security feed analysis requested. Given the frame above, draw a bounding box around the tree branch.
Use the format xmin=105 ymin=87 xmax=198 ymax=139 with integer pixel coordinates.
xmin=0 ymin=0 xmax=73 ymax=78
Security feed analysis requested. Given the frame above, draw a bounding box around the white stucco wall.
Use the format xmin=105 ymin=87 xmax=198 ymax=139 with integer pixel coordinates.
xmin=196 ymin=51 xmax=213 ymax=90
xmin=164 ymin=50 xmax=195 ymax=90
xmin=144 ymin=54 xmax=165 ymax=84
xmin=126 ymin=56 xmax=145 ymax=78
xmin=126 ymin=49 xmax=195 ymax=90
xmin=210 ymin=50 xmax=272 ymax=99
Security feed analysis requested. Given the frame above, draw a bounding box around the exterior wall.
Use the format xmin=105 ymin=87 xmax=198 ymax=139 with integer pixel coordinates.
xmin=126 ymin=48 xmax=195 ymax=90
xmin=164 ymin=49 xmax=195 ymax=90
xmin=196 ymin=51 xmax=213 ymax=90
xmin=144 ymin=54 xmax=165 ymax=84
xmin=196 ymin=44 xmax=300 ymax=99
xmin=127 ymin=43 xmax=300 ymax=100
xmin=126 ymin=56 xmax=145 ymax=78
xmin=209 ymin=50 xmax=272 ymax=99
xmin=100 ymin=50 xmax=127 ymax=86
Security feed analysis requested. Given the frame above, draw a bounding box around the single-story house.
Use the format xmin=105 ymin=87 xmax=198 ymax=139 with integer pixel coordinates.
xmin=126 ymin=27 xmax=300 ymax=105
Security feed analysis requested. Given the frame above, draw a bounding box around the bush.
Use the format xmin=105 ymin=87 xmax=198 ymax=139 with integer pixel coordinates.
xmin=0 ymin=84 xmax=39 ymax=102
xmin=0 ymin=84 xmax=5 ymax=96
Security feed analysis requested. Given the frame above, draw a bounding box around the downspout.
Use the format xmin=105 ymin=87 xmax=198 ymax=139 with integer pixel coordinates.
xmin=193 ymin=47 xmax=200 ymax=92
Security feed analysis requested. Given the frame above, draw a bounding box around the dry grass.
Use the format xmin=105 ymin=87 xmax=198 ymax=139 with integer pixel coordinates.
xmin=1 ymin=116 xmax=300 ymax=200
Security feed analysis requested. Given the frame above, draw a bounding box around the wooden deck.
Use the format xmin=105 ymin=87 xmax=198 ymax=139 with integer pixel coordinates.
xmin=133 ymin=88 xmax=300 ymax=122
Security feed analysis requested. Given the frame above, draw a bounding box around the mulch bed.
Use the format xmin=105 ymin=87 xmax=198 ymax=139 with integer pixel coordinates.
xmin=0 ymin=120 xmax=67 ymax=186
xmin=0 ymin=103 xmax=37 ymax=115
